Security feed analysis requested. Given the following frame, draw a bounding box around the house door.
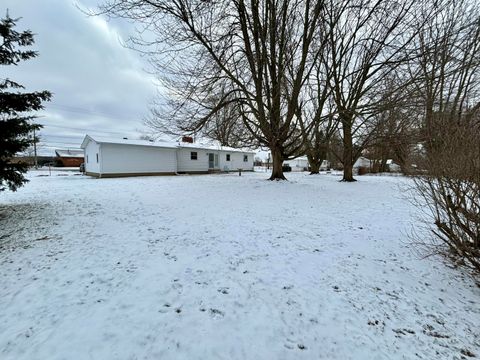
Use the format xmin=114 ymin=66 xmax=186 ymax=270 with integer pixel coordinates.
xmin=208 ymin=153 xmax=214 ymax=169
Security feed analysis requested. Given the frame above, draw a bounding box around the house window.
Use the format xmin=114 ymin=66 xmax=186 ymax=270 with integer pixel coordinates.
xmin=226 ymin=154 xmax=230 ymax=161
xmin=96 ymin=153 xmax=99 ymax=163
xmin=191 ymin=151 xmax=198 ymax=160
xmin=243 ymin=155 xmax=248 ymax=162
xmin=86 ymin=155 xmax=88 ymax=163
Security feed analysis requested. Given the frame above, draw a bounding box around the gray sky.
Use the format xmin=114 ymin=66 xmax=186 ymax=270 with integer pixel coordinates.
xmin=2 ymin=0 xmax=158 ymax=155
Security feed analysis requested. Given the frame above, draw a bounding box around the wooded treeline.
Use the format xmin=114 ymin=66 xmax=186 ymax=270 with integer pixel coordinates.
xmin=99 ymin=0 xmax=478 ymax=179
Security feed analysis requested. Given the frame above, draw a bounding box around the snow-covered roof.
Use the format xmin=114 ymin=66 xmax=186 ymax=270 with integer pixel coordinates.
xmin=81 ymin=135 xmax=177 ymax=149
xmin=177 ymin=142 xmax=255 ymax=154
xmin=353 ymin=156 xmax=371 ymax=168
xmin=55 ymin=149 xmax=84 ymax=158
xmin=292 ymin=156 xmax=308 ymax=161
xmin=81 ymin=135 xmax=255 ymax=154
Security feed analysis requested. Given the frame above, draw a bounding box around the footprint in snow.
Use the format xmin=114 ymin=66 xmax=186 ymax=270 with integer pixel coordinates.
xmin=284 ymin=338 xmax=306 ymax=350
xmin=209 ymin=308 xmax=224 ymax=318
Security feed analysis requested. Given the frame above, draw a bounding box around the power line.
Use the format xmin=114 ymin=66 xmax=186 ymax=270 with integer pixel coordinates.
xmin=39 ymin=134 xmax=84 ymax=139
xmin=40 ymin=141 xmax=82 ymax=145
xmin=46 ymin=103 xmax=140 ymax=121
xmin=37 ymin=123 xmax=137 ymax=136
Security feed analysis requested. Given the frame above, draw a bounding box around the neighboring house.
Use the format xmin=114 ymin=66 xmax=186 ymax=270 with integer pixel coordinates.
xmin=287 ymin=157 xmax=330 ymax=171
xmin=287 ymin=157 xmax=309 ymax=171
xmin=353 ymin=156 xmax=371 ymax=169
xmin=80 ymin=135 xmax=255 ymax=178
xmin=386 ymin=159 xmax=401 ymax=172
xmin=55 ymin=149 xmax=84 ymax=167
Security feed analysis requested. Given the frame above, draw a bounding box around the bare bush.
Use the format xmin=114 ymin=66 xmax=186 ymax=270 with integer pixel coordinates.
xmin=406 ymin=0 xmax=480 ymax=272
xmin=412 ymin=113 xmax=480 ymax=271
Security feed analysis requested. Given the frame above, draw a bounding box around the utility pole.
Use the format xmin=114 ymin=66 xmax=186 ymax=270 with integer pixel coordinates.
xmin=33 ymin=128 xmax=38 ymax=169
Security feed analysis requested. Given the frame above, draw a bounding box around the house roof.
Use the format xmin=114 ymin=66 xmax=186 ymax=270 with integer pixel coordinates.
xmin=176 ymin=142 xmax=255 ymax=153
xmin=55 ymin=149 xmax=84 ymax=158
xmin=291 ymin=156 xmax=308 ymax=161
xmin=81 ymin=135 xmax=178 ymax=150
xmin=81 ymin=135 xmax=255 ymax=154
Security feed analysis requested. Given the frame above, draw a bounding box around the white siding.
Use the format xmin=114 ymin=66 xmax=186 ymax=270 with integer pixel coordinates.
xmin=176 ymin=148 xmax=209 ymax=173
xmin=290 ymin=158 xmax=309 ymax=171
xmin=228 ymin=152 xmax=254 ymax=171
xmin=84 ymin=141 xmax=101 ymax=174
xmin=354 ymin=157 xmax=371 ymax=168
xmin=82 ymin=136 xmax=255 ymax=176
xmin=101 ymin=143 xmax=177 ymax=174
xmin=218 ymin=152 xmax=231 ymax=171
xmin=176 ymin=148 xmax=254 ymax=172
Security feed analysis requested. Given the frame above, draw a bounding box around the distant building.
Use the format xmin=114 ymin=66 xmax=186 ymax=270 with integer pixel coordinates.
xmin=55 ymin=149 xmax=84 ymax=167
xmin=386 ymin=159 xmax=402 ymax=172
xmin=353 ymin=156 xmax=372 ymax=175
xmin=353 ymin=156 xmax=371 ymax=169
xmin=80 ymin=135 xmax=255 ymax=178
xmin=286 ymin=157 xmax=330 ymax=172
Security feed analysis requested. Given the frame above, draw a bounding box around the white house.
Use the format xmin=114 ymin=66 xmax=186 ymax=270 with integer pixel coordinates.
xmin=289 ymin=157 xmax=309 ymax=171
xmin=287 ymin=157 xmax=330 ymax=172
xmin=386 ymin=159 xmax=402 ymax=172
xmin=353 ymin=156 xmax=371 ymax=169
xmin=80 ymin=135 xmax=255 ymax=178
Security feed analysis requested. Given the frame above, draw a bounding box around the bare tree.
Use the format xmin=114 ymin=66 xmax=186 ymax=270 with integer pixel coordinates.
xmin=322 ymin=0 xmax=423 ymax=181
xmin=363 ymin=76 xmax=422 ymax=173
xmin=295 ymin=59 xmax=339 ymax=174
xmin=407 ymin=0 xmax=480 ymax=152
xmin=99 ymin=0 xmax=327 ymax=180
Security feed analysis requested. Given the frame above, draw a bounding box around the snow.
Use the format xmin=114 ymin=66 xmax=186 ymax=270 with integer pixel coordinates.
xmin=82 ymin=134 xmax=256 ymax=154
xmin=0 ymin=170 xmax=479 ymax=360
xmin=54 ymin=149 xmax=84 ymax=158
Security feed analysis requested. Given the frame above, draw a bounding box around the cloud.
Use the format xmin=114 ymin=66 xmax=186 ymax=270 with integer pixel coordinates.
xmin=2 ymin=0 xmax=158 ymax=154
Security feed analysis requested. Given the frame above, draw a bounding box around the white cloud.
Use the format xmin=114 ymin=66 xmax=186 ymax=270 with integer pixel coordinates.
xmin=2 ymin=0 xmax=159 ymax=154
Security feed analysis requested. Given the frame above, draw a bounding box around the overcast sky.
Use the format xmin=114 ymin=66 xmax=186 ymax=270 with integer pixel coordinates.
xmin=2 ymin=0 xmax=159 ymax=155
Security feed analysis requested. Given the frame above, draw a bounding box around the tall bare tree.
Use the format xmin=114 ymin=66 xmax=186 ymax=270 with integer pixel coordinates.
xmin=407 ymin=0 xmax=480 ymax=151
xmin=322 ymin=0 xmax=423 ymax=181
xmin=295 ymin=58 xmax=339 ymax=174
xmin=363 ymin=76 xmax=421 ymax=173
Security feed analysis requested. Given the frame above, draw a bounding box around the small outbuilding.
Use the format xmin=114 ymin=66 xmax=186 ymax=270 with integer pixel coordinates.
xmin=80 ymin=135 xmax=255 ymax=178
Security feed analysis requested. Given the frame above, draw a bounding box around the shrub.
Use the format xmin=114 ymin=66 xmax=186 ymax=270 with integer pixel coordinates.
xmin=412 ymin=114 xmax=480 ymax=271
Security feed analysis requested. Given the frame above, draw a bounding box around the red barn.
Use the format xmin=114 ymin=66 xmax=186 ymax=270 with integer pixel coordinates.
xmin=55 ymin=149 xmax=84 ymax=167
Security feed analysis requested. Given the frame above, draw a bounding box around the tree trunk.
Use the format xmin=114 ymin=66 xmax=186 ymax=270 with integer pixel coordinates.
xmin=309 ymin=160 xmax=320 ymax=174
xmin=307 ymin=152 xmax=325 ymax=175
xmin=342 ymin=121 xmax=356 ymax=182
xmin=380 ymin=156 xmax=388 ymax=172
xmin=269 ymin=146 xmax=286 ymax=180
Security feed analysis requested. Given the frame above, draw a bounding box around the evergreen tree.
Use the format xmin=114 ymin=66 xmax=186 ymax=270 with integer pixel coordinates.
xmin=0 ymin=13 xmax=51 ymax=191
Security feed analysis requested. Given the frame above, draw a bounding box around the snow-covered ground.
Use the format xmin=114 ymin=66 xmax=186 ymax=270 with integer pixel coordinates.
xmin=0 ymin=171 xmax=478 ymax=360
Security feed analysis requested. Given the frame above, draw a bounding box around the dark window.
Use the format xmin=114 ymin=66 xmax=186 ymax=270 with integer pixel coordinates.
xmin=243 ymin=155 xmax=248 ymax=162
xmin=191 ymin=151 xmax=198 ymax=160
xmin=86 ymin=155 xmax=88 ymax=163
xmin=96 ymin=153 xmax=99 ymax=163
xmin=226 ymin=154 xmax=231 ymax=161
